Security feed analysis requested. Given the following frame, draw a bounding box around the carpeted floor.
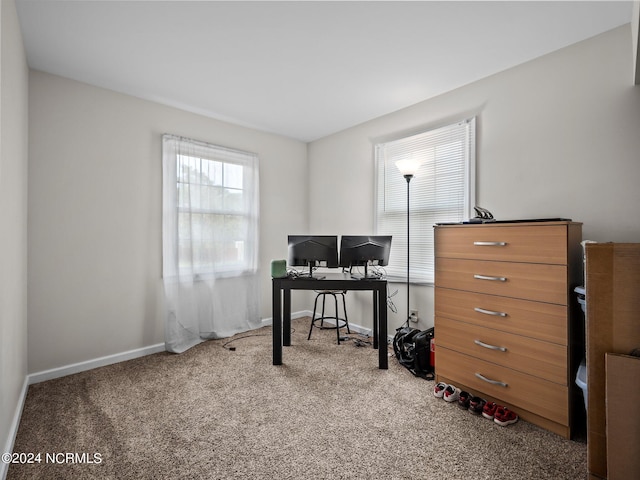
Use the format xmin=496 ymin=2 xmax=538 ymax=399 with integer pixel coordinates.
xmin=8 ymin=318 xmax=586 ymax=479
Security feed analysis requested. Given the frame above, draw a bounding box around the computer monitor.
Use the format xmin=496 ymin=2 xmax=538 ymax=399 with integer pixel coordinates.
xmin=287 ymin=235 xmax=339 ymax=279
xmin=339 ymin=235 xmax=392 ymax=279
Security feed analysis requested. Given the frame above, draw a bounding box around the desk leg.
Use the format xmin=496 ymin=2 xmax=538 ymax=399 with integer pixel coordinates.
xmin=272 ymin=281 xmax=282 ymax=365
xmin=372 ymin=290 xmax=379 ymax=350
xmin=283 ymin=289 xmax=291 ymax=346
xmin=378 ymin=286 xmax=388 ymax=369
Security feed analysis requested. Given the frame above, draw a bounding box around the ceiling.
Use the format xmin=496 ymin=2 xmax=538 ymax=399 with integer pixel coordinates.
xmin=15 ymin=1 xmax=633 ymax=143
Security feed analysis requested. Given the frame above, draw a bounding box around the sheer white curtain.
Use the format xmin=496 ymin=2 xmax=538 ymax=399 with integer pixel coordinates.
xmin=162 ymin=134 xmax=261 ymax=353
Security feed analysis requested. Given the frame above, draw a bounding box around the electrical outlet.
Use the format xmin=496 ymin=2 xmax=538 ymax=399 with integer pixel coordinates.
xmin=410 ymin=310 xmax=419 ymax=322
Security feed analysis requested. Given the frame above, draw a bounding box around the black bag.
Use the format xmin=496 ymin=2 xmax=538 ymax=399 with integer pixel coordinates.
xmin=393 ymin=326 xmax=434 ymax=380
xmin=393 ymin=326 xmax=420 ymax=367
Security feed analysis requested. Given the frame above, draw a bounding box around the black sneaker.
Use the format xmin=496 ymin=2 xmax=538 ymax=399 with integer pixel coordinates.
xmin=468 ymin=396 xmax=486 ymax=415
xmin=457 ymin=391 xmax=472 ymax=410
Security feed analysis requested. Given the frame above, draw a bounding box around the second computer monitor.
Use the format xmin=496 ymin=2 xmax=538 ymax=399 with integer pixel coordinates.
xmin=339 ymin=235 xmax=392 ymax=278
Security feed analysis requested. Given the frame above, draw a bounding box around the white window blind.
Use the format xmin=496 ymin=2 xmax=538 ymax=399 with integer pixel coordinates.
xmin=375 ymin=118 xmax=476 ymax=283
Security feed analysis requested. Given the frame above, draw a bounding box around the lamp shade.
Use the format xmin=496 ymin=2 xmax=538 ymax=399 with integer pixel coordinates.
xmin=395 ymin=158 xmax=422 ymax=177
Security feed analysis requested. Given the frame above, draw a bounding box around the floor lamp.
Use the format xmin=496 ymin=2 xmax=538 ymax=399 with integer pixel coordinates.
xmin=395 ymin=158 xmax=422 ymax=327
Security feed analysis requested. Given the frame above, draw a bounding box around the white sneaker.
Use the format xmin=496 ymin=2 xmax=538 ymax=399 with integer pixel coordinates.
xmin=433 ymin=382 xmax=448 ymax=398
xmin=443 ymin=385 xmax=461 ymax=403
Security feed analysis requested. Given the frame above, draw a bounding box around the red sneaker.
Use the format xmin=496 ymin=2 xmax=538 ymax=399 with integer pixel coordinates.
xmin=482 ymin=401 xmax=498 ymax=420
xmin=494 ymin=406 xmax=519 ymax=426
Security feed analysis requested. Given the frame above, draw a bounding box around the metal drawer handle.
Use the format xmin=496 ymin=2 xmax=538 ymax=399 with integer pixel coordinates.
xmin=474 ymin=307 xmax=507 ymax=317
xmin=474 ymin=339 xmax=507 ymax=352
xmin=475 ymin=372 xmax=508 ymax=388
xmin=473 ymin=241 xmax=507 ymax=246
xmin=474 ymin=274 xmax=507 ymax=282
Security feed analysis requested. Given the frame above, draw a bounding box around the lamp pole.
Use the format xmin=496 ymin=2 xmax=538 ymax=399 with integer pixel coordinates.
xmin=395 ymin=158 xmax=421 ymax=328
xmin=404 ymin=173 xmax=413 ymax=327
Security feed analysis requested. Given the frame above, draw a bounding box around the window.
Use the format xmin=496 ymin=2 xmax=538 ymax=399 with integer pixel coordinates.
xmin=163 ymin=135 xmax=259 ymax=278
xmin=375 ymin=118 xmax=476 ymax=284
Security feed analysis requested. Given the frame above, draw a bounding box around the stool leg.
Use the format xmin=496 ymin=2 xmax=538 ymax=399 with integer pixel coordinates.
xmin=320 ymin=293 xmax=327 ymax=328
xmin=341 ymin=293 xmax=351 ymax=334
xmin=333 ymin=293 xmax=341 ymax=344
xmin=308 ymin=293 xmax=321 ymax=340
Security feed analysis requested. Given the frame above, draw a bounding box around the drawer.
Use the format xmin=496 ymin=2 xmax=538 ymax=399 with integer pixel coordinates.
xmin=435 ymin=257 xmax=567 ymax=305
xmin=435 ymin=224 xmax=568 ymax=264
xmin=434 ymin=288 xmax=567 ymax=345
xmin=436 ymin=347 xmax=569 ymax=426
xmin=435 ymin=317 xmax=567 ymax=384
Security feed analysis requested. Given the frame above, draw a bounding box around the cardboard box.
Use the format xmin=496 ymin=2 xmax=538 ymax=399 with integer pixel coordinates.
xmin=586 ymin=243 xmax=640 ymax=479
xmin=606 ymin=354 xmax=640 ymax=479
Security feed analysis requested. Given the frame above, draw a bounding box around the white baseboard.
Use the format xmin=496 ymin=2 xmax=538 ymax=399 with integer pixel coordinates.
xmin=1 ymin=376 xmax=29 ymax=480
xmin=25 ymin=309 xmax=389 ymax=384
xmin=28 ymin=343 xmax=166 ymax=385
xmin=264 ymin=310 xmax=378 ymax=338
xmin=263 ymin=310 xmax=396 ymax=344
xmin=260 ymin=309 xmax=313 ymax=326
xmin=28 ymin=309 xmax=319 ymax=385
xmin=27 ymin=309 xmax=326 ymax=384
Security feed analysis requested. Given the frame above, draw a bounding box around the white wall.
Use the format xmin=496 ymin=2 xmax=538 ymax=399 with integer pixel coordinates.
xmin=308 ymin=25 xmax=640 ymax=333
xmin=27 ymin=71 xmax=308 ymax=373
xmin=0 ymin=0 xmax=29 ymax=471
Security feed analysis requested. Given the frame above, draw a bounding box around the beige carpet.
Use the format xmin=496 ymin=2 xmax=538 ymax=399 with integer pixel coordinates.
xmin=8 ymin=318 xmax=586 ymax=479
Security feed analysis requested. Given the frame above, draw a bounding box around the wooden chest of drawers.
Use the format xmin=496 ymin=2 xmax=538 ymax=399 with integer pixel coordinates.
xmin=434 ymin=221 xmax=583 ymax=438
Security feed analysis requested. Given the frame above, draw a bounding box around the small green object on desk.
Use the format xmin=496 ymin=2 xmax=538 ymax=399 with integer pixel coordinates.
xmin=271 ymin=259 xmax=287 ymax=278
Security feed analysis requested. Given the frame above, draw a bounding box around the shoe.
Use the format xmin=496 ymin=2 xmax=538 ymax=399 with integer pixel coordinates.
xmin=482 ymin=402 xmax=498 ymax=420
xmin=457 ymin=391 xmax=472 ymax=409
xmin=443 ymin=385 xmax=460 ymax=403
xmin=468 ymin=396 xmax=486 ymax=415
xmin=433 ymin=382 xmax=448 ymax=398
xmin=494 ymin=406 xmax=519 ymax=426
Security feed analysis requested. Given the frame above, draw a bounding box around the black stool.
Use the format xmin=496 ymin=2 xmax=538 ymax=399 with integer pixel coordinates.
xmin=308 ymin=290 xmax=351 ymax=344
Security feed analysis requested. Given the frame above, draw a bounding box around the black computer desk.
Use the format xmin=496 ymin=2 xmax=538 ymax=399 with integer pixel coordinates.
xmin=272 ymin=272 xmax=388 ymax=369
